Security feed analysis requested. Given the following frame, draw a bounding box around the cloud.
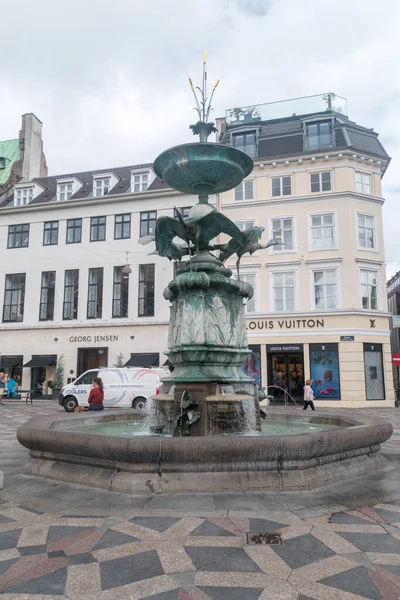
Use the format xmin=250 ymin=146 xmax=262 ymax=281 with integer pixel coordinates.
xmin=236 ymin=0 xmax=274 ymax=16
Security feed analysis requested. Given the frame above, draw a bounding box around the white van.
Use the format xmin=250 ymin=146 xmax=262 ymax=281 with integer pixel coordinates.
xmin=59 ymin=367 xmax=168 ymax=412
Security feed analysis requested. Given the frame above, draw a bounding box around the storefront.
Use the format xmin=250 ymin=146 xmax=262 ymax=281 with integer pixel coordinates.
xmin=246 ymin=313 xmax=394 ymax=407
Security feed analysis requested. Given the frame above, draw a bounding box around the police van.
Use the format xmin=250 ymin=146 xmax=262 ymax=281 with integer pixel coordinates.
xmin=59 ymin=367 xmax=168 ymax=412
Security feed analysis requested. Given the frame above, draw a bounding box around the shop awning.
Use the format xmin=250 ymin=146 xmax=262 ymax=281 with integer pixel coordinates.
xmin=0 ymin=355 xmax=23 ymax=369
xmin=23 ymin=355 xmax=57 ymax=368
xmin=124 ymin=353 xmax=159 ymax=368
xmin=393 ymin=353 xmax=400 ymax=366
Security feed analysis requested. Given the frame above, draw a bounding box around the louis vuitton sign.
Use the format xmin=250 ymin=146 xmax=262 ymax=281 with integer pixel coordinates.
xmin=248 ymin=319 xmax=325 ymax=331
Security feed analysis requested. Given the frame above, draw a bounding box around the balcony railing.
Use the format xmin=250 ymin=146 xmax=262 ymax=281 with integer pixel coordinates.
xmin=87 ymin=300 xmax=103 ymax=319
xmin=138 ymin=297 xmax=154 ymax=317
xmin=112 ymin=298 xmax=128 ymax=318
xmin=39 ymin=302 xmax=54 ymax=321
xmin=2 ymin=305 xmax=24 ymax=322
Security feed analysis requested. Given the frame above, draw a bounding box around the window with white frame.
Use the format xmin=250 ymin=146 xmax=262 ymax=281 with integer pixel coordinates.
xmin=271 ymin=217 xmax=293 ymax=251
xmin=310 ymin=213 xmax=335 ymax=250
xmin=241 ymin=273 xmax=256 ymax=312
xmin=356 ymin=172 xmax=372 ymax=194
xmin=94 ymin=177 xmax=111 ymax=197
xmin=272 ymin=271 xmax=296 ymax=311
xmin=358 ymin=214 xmax=376 ymax=249
xmin=313 ymin=269 xmax=337 ymax=309
xmin=272 ymin=176 xmax=291 ymax=197
xmin=15 ymin=187 xmax=33 ymax=206
xmin=132 ymin=172 xmax=149 ymax=193
xmin=310 ymin=171 xmax=331 ymax=193
xmin=57 ymin=182 xmax=73 ymax=201
xmin=360 ymin=269 xmax=378 ymax=310
xmin=234 ymin=220 xmax=255 ymax=232
xmin=235 ymin=180 xmax=253 ymax=201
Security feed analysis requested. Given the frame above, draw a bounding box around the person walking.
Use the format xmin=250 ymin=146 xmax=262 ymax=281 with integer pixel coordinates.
xmin=0 ymin=372 xmax=5 ymax=405
xmin=7 ymin=376 xmax=17 ymax=398
xmin=303 ymin=379 xmax=316 ymax=411
xmin=87 ymin=377 xmax=104 ymax=411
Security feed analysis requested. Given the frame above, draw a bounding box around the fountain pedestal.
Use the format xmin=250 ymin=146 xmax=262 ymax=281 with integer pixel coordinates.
xmin=153 ymin=249 xmax=261 ymax=436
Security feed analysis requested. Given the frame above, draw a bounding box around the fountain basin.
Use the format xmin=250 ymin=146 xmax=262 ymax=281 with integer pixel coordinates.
xmin=17 ymin=410 xmax=393 ymax=493
xmin=153 ymin=142 xmax=253 ymax=196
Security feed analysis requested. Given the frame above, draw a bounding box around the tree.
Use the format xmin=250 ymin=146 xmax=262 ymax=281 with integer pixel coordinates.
xmin=53 ymin=354 xmax=65 ymax=389
xmin=114 ymin=353 xmax=124 ymax=368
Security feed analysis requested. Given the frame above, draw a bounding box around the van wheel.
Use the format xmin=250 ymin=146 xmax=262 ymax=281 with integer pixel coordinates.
xmin=132 ymin=397 xmax=147 ymax=410
xmin=64 ymin=396 xmax=78 ymax=412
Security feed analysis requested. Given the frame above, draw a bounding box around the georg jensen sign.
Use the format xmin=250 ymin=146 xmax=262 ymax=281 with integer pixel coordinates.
xmin=68 ymin=334 xmax=119 ymax=343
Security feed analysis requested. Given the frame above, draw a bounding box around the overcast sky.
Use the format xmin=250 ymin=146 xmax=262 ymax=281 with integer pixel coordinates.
xmin=0 ymin=0 xmax=399 ymax=275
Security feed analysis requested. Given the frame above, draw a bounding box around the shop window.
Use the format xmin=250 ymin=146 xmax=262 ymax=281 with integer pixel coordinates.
xmin=309 ymin=343 xmax=340 ymax=400
xmin=363 ymin=343 xmax=385 ymax=400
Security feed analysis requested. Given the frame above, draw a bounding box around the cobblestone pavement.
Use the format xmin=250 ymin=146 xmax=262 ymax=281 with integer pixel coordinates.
xmin=1 ymin=401 xmax=400 ymax=599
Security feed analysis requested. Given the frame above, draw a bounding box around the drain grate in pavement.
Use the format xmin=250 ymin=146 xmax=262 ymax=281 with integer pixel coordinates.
xmin=246 ymin=532 xmax=283 ymax=545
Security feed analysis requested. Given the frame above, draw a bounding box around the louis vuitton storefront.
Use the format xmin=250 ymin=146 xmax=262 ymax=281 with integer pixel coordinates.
xmin=245 ymin=313 xmax=394 ymax=408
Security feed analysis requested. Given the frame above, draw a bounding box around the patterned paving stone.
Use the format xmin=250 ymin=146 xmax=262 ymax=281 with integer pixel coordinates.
xmin=319 ymin=565 xmax=381 ymax=600
xmin=67 ymin=552 xmax=98 ymax=564
xmin=0 ymin=528 xmax=21 ymax=551
xmin=92 ymin=528 xmax=139 ymax=550
xmin=130 ymin=516 xmax=181 ymax=532
xmin=199 ymin=586 xmax=263 ymax=599
xmin=143 ymin=590 xmax=181 ymax=599
xmin=2 ymin=565 xmax=67 ymax=595
xmin=185 ymin=546 xmax=261 ymax=573
xmin=375 ymin=507 xmax=400 ymax=524
xmin=18 ymin=544 xmax=47 ymax=556
xmin=100 ymin=549 xmax=164 ymax=590
xmin=190 ymin=521 xmax=235 ymax=537
xmin=248 ymin=517 xmax=288 ymax=532
xmin=0 ymin=515 xmax=15 ymax=525
xmin=46 ymin=525 xmax=94 ymax=545
xmin=339 ymin=531 xmax=400 ymax=553
xmin=0 ymin=558 xmax=18 ymax=576
xmin=296 ymin=596 xmax=315 ymax=600
xmin=379 ymin=563 xmax=400 ymax=576
xmin=329 ymin=512 xmax=374 ymax=525
xmin=272 ymin=534 xmax=336 ymax=569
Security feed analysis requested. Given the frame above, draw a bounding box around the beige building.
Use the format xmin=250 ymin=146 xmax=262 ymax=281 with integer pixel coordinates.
xmin=216 ymin=94 xmax=393 ymax=407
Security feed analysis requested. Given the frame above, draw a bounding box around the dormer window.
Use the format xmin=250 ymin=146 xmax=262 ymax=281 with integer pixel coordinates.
xmin=0 ymin=157 xmax=7 ymax=169
xmin=94 ymin=177 xmax=111 ymax=197
xmin=305 ymin=121 xmax=333 ymax=151
xmin=232 ymin=132 xmax=257 ymax=157
xmin=15 ymin=186 xmax=33 ymax=206
xmin=58 ymin=182 xmax=73 ymax=201
xmin=132 ymin=173 xmax=148 ymax=193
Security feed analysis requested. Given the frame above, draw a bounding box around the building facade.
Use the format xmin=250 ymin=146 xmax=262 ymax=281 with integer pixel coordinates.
xmin=387 ymin=271 xmax=400 ymax=388
xmin=0 ymin=95 xmax=394 ymax=407
xmin=216 ymin=94 xmax=393 ymax=407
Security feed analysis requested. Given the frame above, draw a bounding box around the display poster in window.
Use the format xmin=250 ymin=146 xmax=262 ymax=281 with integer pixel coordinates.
xmin=241 ymin=344 xmax=261 ymax=388
xmin=309 ymin=343 xmax=340 ymax=399
xmin=363 ymin=343 xmax=385 ymax=400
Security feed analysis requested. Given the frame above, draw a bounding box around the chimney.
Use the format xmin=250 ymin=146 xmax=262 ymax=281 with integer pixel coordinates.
xmin=19 ymin=113 xmax=47 ymax=181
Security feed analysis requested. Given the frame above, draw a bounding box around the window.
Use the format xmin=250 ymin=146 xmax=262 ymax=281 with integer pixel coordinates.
xmin=235 ymin=180 xmax=253 ymax=201
xmin=174 ymin=206 xmax=191 ymax=219
xmin=57 ymin=182 xmax=73 ymax=201
xmin=114 ymin=214 xmax=131 ymax=239
xmin=7 ymin=224 xmax=29 ymax=248
xmin=234 ymin=220 xmax=255 ymax=232
xmin=313 ymin=269 xmax=337 ymax=309
xmin=272 ymin=176 xmax=292 ymax=197
xmin=75 ymin=370 xmax=99 ymax=385
xmin=66 ymin=218 xmax=82 ymax=244
xmin=356 ymin=172 xmax=372 ymax=194
xmin=112 ymin=266 xmax=129 ymax=318
xmin=39 ymin=271 xmax=56 ymax=321
xmin=271 ymin=217 xmax=293 ymax=251
xmin=310 ymin=343 xmax=340 ymax=399
xmin=43 ymin=221 xmax=59 ymax=246
xmin=90 ymin=216 xmax=106 ymax=242
xmin=364 ymin=343 xmax=385 ymax=400
xmin=360 ymin=269 xmax=378 ymax=310
xmin=133 ymin=173 xmax=149 ymax=193
xmin=15 ymin=187 xmax=33 ymax=206
xmin=87 ymin=268 xmax=103 ymax=319
xmin=138 ymin=264 xmax=155 ymax=317
xmin=272 ymin=272 xmax=295 ymax=311
xmin=94 ymin=177 xmax=111 ymax=197
xmin=358 ymin=214 xmax=376 ymax=249
xmin=0 ymin=157 xmax=6 ymax=169
xmin=3 ymin=274 xmax=25 ymax=322
xmin=310 ymin=172 xmax=332 ymax=193
xmin=140 ymin=211 xmax=157 ymax=237
xmin=232 ymin=132 xmax=256 ymax=157
xmin=310 ymin=213 xmax=335 ymax=250
xmin=241 ymin=273 xmax=256 ymax=312
xmin=63 ymin=269 xmax=79 ymax=320
xmin=305 ymin=121 xmax=333 ymax=151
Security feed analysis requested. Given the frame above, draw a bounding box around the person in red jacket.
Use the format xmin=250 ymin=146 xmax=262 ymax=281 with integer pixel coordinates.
xmin=87 ymin=377 xmax=104 ymax=411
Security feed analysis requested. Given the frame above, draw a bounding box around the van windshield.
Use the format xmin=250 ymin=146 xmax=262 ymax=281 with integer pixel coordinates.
xmin=74 ymin=371 xmax=99 ymax=385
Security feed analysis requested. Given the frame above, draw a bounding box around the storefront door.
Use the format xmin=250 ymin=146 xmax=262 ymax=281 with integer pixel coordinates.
xmin=77 ymin=348 xmax=108 ymax=376
xmin=267 ymin=345 xmax=304 ymax=403
xmin=31 ymin=367 xmax=46 ymax=397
